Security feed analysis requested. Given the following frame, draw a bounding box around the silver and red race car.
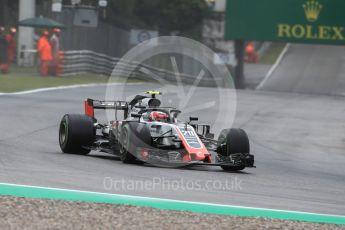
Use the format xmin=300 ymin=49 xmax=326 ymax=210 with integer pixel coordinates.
xmin=59 ymin=91 xmax=255 ymax=171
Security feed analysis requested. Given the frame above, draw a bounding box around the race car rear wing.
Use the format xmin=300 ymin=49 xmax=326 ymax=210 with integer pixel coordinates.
xmin=84 ymin=98 xmax=128 ymax=118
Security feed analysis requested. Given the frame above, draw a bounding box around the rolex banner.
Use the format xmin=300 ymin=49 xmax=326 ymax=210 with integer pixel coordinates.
xmin=225 ymin=0 xmax=345 ymax=45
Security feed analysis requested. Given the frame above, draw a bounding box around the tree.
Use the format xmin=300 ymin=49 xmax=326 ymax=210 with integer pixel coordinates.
xmin=156 ymin=0 xmax=208 ymax=36
xmin=0 ymin=0 xmax=19 ymax=26
xmin=0 ymin=0 xmax=208 ymax=39
xmin=103 ymin=0 xmax=207 ymax=38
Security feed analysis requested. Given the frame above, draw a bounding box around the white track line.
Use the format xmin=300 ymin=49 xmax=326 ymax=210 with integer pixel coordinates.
xmin=256 ymin=43 xmax=290 ymax=90
xmin=0 ymin=182 xmax=344 ymax=218
xmin=0 ymin=83 xmax=141 ymax=96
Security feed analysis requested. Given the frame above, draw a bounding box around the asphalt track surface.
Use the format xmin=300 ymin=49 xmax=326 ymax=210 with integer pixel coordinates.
xmin=260 ymin=44 xmax=345 ymax=96
xmin=0 ymin=83 xmax=345 ymax=216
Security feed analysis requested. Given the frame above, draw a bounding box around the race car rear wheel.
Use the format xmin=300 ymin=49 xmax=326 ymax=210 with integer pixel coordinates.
xmin=218 ymin=128 xmax=249 ymax=171
xmin=59 ymin=114 xmax=95 ymax=155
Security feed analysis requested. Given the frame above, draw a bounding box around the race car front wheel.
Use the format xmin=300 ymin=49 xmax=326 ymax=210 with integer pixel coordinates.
xmin=119 ymin=124 xmax=137 ymax=163
xmin=218 ymin=128 xmax=250 ymax=171
xmin=59 ymin=114 xmax=95 ymax=155
xmin=119 ymin=122 xmax=152 ymax=164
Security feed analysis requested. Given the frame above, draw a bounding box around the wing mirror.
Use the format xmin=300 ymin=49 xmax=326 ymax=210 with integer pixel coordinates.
xmin=186 ymin=116 xmax=198 ymax=128
xmin=131 ymin=113 xmax=141 ymax=118
xmin=172 ymin=135 xmax=182 ymax=142
xmin=189 ymin=116 xmax=198 ymax=122
xmin=172 ymin=138 xmax=182 ymax=142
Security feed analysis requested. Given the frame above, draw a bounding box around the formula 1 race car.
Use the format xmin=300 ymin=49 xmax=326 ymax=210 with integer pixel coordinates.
xmin=59 ymin=91 xmax=255 ymax=171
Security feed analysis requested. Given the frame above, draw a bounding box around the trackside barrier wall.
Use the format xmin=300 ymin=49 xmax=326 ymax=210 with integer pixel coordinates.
xmin=61 ymin=50 xmax=228 ymax=87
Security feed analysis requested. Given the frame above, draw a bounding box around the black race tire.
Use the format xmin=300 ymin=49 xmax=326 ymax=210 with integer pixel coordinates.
xmin=119 ymin=124 xmax=137 ymax=163
xmin=218 ymin=128 xmax=250 ymax=156
xmin=218 ymin=128 xmax=250 ymax=171
xmin=119 ymin=122 xmax=152 ymax=164
xmin=221 ymin=165 xmax=245 ymax=171
xmin=59 ymin=114 xmax=95 ymax=155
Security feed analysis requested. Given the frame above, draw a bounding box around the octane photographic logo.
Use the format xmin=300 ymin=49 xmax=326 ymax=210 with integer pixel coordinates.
xmin=103 ymin=176 xmax=243 ymax=192
xmin=105 ymin=36 xmax=237 ymax=168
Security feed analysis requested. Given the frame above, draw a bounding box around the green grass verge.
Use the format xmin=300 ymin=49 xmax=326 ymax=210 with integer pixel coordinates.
xmin=0 ymin=66 xmax=142 ymax=93
xmin=259 ymin=43 xmax=286 ymax=65
xmin=0 ymin=183 xmax=345 ymax=225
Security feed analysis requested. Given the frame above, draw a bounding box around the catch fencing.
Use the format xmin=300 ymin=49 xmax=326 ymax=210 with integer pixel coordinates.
xmin=61 ymin=50 xmax=228 ymax=87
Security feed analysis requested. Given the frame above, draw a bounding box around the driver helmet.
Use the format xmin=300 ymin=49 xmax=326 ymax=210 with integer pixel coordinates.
xmin=149 ymin=111 xmax=169 ymax=122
